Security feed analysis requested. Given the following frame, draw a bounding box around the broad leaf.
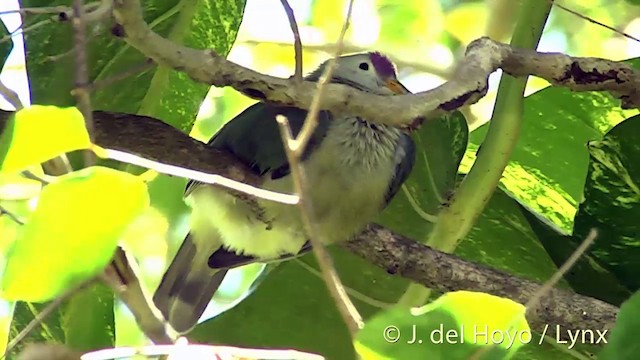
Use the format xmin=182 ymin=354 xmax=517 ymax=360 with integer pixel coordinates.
xmin=573 ymin=115 xmax=640 ymax=291
xmin=467 ymin=63 xmax=640 ymax=232
xmin=0 ymin=19 xmax=13 ymax=74
xmin=457 ymin=187 xmax=562 ymax=285
xmin=21 ymin=0 xmax=245 ymax=131
xmin=382 ymin=111 xmax=468 ymax=242
xmin=1 ymin=167 xmax=148 ymax=301
xmin=61 ymin=283 xmax=115 ymax=352
xmin=8 ymin=284 xmax=115 ymax=356
xmin=518 ymin=200 xmax=631 ymax=305
xmin=8 ymin=302 xmax=65 ymax=356
xmin=190 ymin=112 xmax=560 ymax=359
xmin=0 ymin=106 xmax=90 ymax=174
xmin=355 ymin=291 xmax=529 ymax=359
xmin=191 ymin=113 xmax=468 ymax=357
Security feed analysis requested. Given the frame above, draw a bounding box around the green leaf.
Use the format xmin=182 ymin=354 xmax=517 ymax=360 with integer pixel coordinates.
xmin=599 ymin=291 xmax=640 ymax=360
xmin=1 ymin=167 xmax=149 ymax=302
xmin=0 ymin=19 xmax=13 ymax=71
xmin=517 ymin=200 xmax=631 ymax=305
xmin=8 ymin=302 xmax=65 ymax=356
xmin=21 ymin=0 xmax=245 ymax=132
xmin=190 ymin=113 xmax=479 ymax=358
xmin=191 ymin=112 xmax=558 ymax=359
xmin=8 ymin=284 xmax=115 ymax=356
xmin=381 ymin=111 xmax=468 ymax=242
xmin=190 ymin=259 xmax=358 ymax=359
xmin=62 ymin=283 xmax=115 ymax=351
xmin=0 ymin=106 xmax=90 ymax=174
xmin=467 ymin=62 xmax=640 ymax=231
xmin=355 ymin=291 xmax=530 ymax=359
xmin=458 ymin=187 xmax=564 ymax=285
xmin=573 ymin=115 xmax=640 ymax=291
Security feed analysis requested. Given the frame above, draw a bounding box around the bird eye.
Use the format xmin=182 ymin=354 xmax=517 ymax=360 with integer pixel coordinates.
xmin=358 ymin=62 xmax=369 ymax=71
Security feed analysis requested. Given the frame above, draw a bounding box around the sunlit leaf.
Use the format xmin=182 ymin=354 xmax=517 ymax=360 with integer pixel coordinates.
xmin=355 ymin=291 xmax=530 ymax=359
xmin=0 ymin=171 xmax=43 ymax=201
xmin=1 ymin=167 xmax=149 ymax=302
xmin=466 ymin=59 xmax=640 ymax=232
xmin=0 ymin=106 xmax=90 ymax=174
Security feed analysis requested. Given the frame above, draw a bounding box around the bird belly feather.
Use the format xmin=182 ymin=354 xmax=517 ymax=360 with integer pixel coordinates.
xmin=186 ymin=118 xmax=401 ymax=261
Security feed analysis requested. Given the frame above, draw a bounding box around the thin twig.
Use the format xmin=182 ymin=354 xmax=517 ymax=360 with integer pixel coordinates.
xmin=0 ymin=204 xmax=24 ymax=225
xmin=524 ymin=228 xmax=598 ymax=314
xmin=279 ymin=0 xmax=303 ymax=81
xmin=276 ymin=115 xmax=363 ymax=335
xmin=44 ymin=49 xmax=76 ymax=63
xmin=274 ymin=0 xmax=362 ymax=335
xmin=0 ymin=110 xmax=616 ymax=341
xmin=3 ymin=279 xmax=95 ymax=359
xmin=287 ymin=0 xmax=355 ymax=156
xmin=294 ymin=259 xmax=393 ymax=309
xmin=20 ymin=171 xmax=54 ymax=184
xmin=469 ymin=228 xmax=599 ymax=359
xmin=86 ymin=59 xmax=155 ymax=92
xmin=0 ymin=1 xmax=111 ymax=47
xmin=71 ymin=0 xmax=96 ymax=167
xmin=0 ymin=19 xmax=52 ymax=46
xmin=239 ymin=40 xmax=452 ymax=79
xmin=0 ymin=2 xmax=101 ymax=17
xmin=551 ymin=0 xmax=640 ymax=43
xmin=0 ymin=6 xmax=70 ymax=16
xmin=0 ymin=80 xmax=24 ymax=110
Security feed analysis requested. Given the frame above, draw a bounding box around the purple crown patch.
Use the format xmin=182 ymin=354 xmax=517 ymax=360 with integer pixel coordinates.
xmin=369 ymin=52 xmax=396 ymax=78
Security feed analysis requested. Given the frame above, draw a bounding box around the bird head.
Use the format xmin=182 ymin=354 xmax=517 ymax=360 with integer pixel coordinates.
xmin=307 ymin=52 xmax=411 ymax=95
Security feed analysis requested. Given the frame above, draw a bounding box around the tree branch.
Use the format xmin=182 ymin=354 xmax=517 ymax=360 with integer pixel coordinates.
xmin=346 ymin=225 xmax=618 ymax=341
xmin=111 ymin=0 xmax=640 ymax=130
xmin=0 ymin=111 xmax=617 ymax=342
xmin=6 ymin=0 xmax=628 ymax=344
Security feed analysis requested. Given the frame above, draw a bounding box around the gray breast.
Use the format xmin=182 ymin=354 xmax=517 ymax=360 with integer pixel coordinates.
xmin=323 ymin=116 xmax=403 ymax=170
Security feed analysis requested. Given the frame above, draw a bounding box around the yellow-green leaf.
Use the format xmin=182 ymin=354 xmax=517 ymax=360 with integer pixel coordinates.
xmin=1 ymin=166 xmax=149 ymax=302
xmin=0 ymin=106 xmax=91 ymax=174
xmin=355 ymin=291 xmax=530 ymax=359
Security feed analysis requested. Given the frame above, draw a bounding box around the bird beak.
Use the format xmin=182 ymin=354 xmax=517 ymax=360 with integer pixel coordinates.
xmin=385 ymin=78 xmax=411 ymax=94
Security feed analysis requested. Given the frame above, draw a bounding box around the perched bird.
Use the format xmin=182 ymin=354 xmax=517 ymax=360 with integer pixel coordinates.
xmin=153 ymin=52 xmax=416 ymax=333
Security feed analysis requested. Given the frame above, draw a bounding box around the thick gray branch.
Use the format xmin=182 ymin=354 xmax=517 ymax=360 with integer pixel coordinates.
xmin=0 ymin=111 xmax=618 ymax=342
xmin=347 ymin=225 xmax=618 ymax=341
xmin=112 ymin=0 xmax=640 ymax=130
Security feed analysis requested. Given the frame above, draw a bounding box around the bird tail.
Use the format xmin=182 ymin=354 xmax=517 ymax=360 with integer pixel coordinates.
xmin=153 ymin=233 xmax=228 ymax=334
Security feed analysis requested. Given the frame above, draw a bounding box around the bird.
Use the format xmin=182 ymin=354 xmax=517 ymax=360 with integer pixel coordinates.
xmin=152 ymin=52 xmax=416 ymax=334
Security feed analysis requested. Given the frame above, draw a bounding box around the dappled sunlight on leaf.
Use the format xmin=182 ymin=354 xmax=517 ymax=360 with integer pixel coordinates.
xmin=1 ymin=167 xmax=149 ymax=302
xmin=0 ymin=106 xmax=90 ymax=174
xmin=355 ymin=291 xmax=529 ymax=359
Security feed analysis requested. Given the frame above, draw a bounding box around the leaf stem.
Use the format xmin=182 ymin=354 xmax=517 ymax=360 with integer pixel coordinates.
xmin=397 ymin=0 xmax=553 ymax=307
